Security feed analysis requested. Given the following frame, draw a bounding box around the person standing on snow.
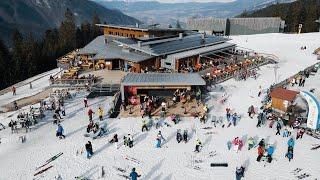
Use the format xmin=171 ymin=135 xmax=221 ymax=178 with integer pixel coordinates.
xmin=276 ymin=121 xmax=282 ymax=135
xmin=141 ymin=119 xmax=148 ymax=132
xmin=194 ymin=139 xmax=202 ymax=153
xmin=156 ymin=131 xmax=166 ymax=147
xmin=235 ymin=166 xmax=245 ymax=180
xmin=129 ymin=168 xmax=141 ymax=180
xmin=287 ymin=126 xmax=293 ymax=136
xmin=247 ymin=137 xmax=255 ymax=150
xmin=60 ymin=104 xmax=66 ymax=116
xmin=232 ymin=113 xmax=238 ymax=126
xmin=127 ymin=134 xmax=133 ymax=148
xmin=285 ymin=146 xmax=294 ymax=162
xmin=84 ymin=98 xmax=88 ymax=108
xmin=87 ymin=108 xmax=94 ymax=121
xmin=176 ymin=130 xmax=182 ymax=143
xmin=287 ymin=137 xmax=295 ymax=148
xmin=56 ymin=124 xmax=65 ymax=139
xmin=266 ymin=145 xmax=274 ymax=163
xmin=12 ymin=86 xmax=16 ymax=96
xmin=109 ymin=134 xmax=119 ymax=149
xmin=257 ymin=145 xmax=265 ymax=162
xmin=183 ymin=130 xmax=188 ymax=143
xmin=97 ymin=107 xmax=104 ymax=121
xmin=233 ymin=137 xmax=240 ymax=152
xmin=85 ymin=141 xmax=93 ymax=159
xmin=296 ymin=128 xmax=305 ymax=139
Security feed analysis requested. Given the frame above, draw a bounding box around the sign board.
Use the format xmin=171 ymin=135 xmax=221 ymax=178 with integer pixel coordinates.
xmin=300 ymin=91 xmax=320 ymax=130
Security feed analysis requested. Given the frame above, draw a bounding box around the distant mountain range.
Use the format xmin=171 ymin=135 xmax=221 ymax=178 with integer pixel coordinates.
xmin=0 ymin=0 xmax=139 ymax=44
xmin=94 ymin=0 xmax=295 ymax=26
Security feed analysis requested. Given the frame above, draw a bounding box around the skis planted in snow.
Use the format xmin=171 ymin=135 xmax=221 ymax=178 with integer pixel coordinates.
xmin=34 ymin=165 xmax=53 ymax=176
xmin=35 ymin=152 xmax=63 ymax=170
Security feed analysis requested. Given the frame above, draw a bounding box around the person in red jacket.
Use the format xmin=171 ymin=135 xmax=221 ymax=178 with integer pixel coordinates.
xmin=257 ymin=145 xmax=265 ymax=162
xmin=88 ymin=108 xmax=94 ymax=121
xmin=12 ymin=86 xmax=16 ymax=96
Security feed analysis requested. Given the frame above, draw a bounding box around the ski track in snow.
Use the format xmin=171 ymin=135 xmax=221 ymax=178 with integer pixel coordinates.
xmin=0 ymin=33 xmax=320 ymax=179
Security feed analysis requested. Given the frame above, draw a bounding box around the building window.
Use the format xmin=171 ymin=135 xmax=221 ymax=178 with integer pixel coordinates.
xmin=165 ymin=62 xmax=171 ymax=66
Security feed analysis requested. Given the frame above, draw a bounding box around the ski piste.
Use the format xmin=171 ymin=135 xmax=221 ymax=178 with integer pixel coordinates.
xmin=34 ymin=165 xmax=53 ymax=176
xmin=35 ymin=152 xmax=63 ymax=170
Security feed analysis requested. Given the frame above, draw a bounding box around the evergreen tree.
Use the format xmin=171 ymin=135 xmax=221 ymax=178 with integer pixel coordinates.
xmin=59 ymin=8 xmax=76 ymax=52
xmin=92 ymin=12 xmax=102 ymax=38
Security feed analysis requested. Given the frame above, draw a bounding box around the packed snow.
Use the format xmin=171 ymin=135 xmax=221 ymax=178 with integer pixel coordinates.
xmin=0 ymin=33 xmax=320 ymax=180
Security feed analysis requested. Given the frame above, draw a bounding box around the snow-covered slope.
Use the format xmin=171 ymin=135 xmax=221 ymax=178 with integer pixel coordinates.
xmin=0 ymin=33 xmax=319 ymax=180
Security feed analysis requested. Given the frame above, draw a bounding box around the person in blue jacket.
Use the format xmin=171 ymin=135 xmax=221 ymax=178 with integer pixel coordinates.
xmin=130 ymin=168 xmax=141 ymax=180
xmin=287 ymin=137 xmax=295 ymax=148
xmin=56 ymin=124 xmax=65 ymax=139
xmin=266 ymin=145 xmax=274 ymax=163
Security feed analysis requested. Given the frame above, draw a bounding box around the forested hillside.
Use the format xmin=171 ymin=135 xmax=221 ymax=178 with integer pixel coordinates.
xmin=0 ymin=9 xmax=102 ymax=89
xmin=238 ymin=0 xmax=320 ymax=33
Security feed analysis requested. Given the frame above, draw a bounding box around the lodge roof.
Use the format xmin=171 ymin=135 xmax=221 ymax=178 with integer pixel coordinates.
xmin=78 ymin=35 xmax=153 ymax=63
xmin=115 ymin=33 xmax=230 ymax=56
xmin=121 ymin=73 xmax=206 ymax=86
xmin=270 ymin=88 xmax=299 ymax=101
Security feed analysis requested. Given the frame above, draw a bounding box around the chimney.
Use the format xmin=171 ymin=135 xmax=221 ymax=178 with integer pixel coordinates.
xmin=136 ymin=23 xmax=139 ymax=28
xmin=179 ymin=33 xmax=183 ymax=39
xmin=138 ymin=41 xmax=142 ymax=47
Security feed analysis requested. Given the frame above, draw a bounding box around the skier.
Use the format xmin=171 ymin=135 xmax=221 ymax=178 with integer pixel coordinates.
xmin=247 ymin=105 xmax=255 ymax=118
xmin=235 ymin=166 xmax=245 ymax=180
xmin=194 ymin=139 xmax=202 ymax=153
xmin=12 ymin=86 xmax=16 ymax=96
xmin=141 ymin=119 xmax=148 ymax=132
xmin=54 ymin=108 xmax=62 ymax=119
xmin=109 ymin=134 xmax=119 ymax=149
xmin=129 ymin=168 xmax=141 ymax=180
xmin=285 ymin=146 xmax=294 ymax=162
xmin=176 ymin=130 xmax=182 ymax=143
xmin=266 ymin=145 xmax=274 ymax=163
xmin=85 ymin=141 xmax=93 ymax=159
xmin=183 ymin=130 xmax=188 ymax=143
xmin=258 ymin=138 xmax=265 ymax=148
xmin=97 ymin=107 xmax=103 ymax=121
xmin=227 ymin=140 xmax=232 ymax=150
xmin=87 ymin=108 xmax=94 ymax=121
xmin=276 ymin=121 xmax=281 ymax=135
xmin=56 ymin=124 xmax=65 ymax=139
xmin=247 ymin=137 xmax=255 ymax=150
xmin=123 ymin=136 xmax=128 ymax=147
xmin=84 ymin=98 xmax=88 ymax=108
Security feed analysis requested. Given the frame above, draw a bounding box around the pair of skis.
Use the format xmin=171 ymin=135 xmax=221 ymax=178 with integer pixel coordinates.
xmin=291 ymin=168 xmax=311 ymax=179
xmin=123 ymin=155 xmax=141 ymax=164
xmin=34 ymin=152 xmax=63 ymax=176
xmin=311 ymin=144 xmax=320 ymax=150
xmin=114 ymin=166 xmax=130 ymax=179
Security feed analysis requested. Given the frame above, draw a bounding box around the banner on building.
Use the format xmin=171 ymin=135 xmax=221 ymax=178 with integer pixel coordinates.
xmin=300 ymin=91 xmax=320 ymax=130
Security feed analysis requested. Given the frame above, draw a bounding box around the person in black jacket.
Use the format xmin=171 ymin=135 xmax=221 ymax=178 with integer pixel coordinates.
xmin=85 ymin=141 xmax=93 ymax=159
